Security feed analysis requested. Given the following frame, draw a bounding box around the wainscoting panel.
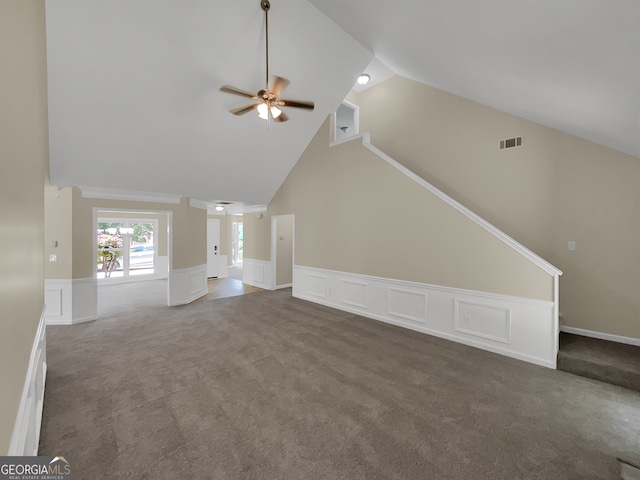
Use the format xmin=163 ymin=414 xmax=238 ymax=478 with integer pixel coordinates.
xmin=454 ymin=300 xmax=511 ymax=344
xmin=44 ymin=286 xmax=63 ymax=318
xmin=45 ymin=278 xmax=97 ymax=325
xmin=169 ymin=264 xmax=208 ymax=306
xmin=72 ymin=278 xmax=97 ymax=323
xmin=387 ymin=287 xmax=427 ymax=324
xmin=293 ymin=265 xmax=557 ymax=368
xmin=339 ymin=279 xmax=368 ymax=309
xmin=242 ymin=258 xmax=272 ymax=290
xmin=9 ymin=306 xmax=47 ymax=456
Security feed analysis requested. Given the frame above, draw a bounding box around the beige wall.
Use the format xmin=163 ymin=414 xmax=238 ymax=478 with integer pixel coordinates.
xmin=244 ymin=212 xmax=270 ymax=261
xmin=347 ymin=76 xmax=639 ymax=339
xmin=0 ymin=0 xmax=49 ymax=454
xmin=69 ymin=190 xmax=206 ymax=278
xmin=44 ymin=186 xmax=73 ymax=279
xmin=248 ymin=117 xmax=554 ymax=302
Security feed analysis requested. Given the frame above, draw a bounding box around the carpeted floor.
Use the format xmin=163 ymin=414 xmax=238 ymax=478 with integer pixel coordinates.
xmin=40 ymin=289 xmax=640 ymax=479
xmin=558 ymin=332 xmax=640 ymax=393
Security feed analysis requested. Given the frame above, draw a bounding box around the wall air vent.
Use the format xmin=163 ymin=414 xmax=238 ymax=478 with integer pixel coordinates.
xmin=499 ymin=136 xmax=523 ymax=150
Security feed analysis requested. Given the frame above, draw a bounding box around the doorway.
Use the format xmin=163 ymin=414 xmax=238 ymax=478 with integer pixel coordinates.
xmin=271 ymin=215 xmax=294 ymax=289
xmin=94 ymin=209 xmax=171 ymax=317
xmin=97 ymin=217 xmax=161 ymax=283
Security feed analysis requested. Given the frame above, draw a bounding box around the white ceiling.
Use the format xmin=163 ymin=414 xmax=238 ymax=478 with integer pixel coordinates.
xmin=46 ymin=0 xmax=639 ymax=208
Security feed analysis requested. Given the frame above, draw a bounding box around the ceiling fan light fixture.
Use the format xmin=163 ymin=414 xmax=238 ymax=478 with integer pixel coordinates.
xmin=257 ymin=103 xmax=269 ymax=119
xmin=270 ymin=106 xmax=282 ymax=118
xmin=257 ymin=103 xmax=282 ymax=120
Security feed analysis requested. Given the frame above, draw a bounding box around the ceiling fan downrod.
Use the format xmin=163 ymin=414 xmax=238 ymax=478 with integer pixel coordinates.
xmin=262 ymin=0 xmax=270 ymax=93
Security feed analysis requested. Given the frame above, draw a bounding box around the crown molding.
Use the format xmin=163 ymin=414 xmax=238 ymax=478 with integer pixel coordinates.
xmin=79 ymin=186 xmax=182 ymax=204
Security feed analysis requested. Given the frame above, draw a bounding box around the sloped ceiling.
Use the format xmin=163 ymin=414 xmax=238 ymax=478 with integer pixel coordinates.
xmin=46 ymin=0 xmax=639 ymax=208
xmin=310 ymin=0 xmax=640 ymax=159
xmin=45 ymin=0 xmax=372 ymax=207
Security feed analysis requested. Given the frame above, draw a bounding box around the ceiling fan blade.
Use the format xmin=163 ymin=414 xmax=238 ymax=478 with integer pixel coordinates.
xmin=229 ymin=104 xmax=259 ymax=115
xmin=274 ymin=111 xmax=289 ymax=123
xmin=278 ymin=99 xmax=315 ymax=110
xmin=270 ymin=76 xmax=290 ymax=97
xmin=220 ymin=85 xmax=258 ymax=99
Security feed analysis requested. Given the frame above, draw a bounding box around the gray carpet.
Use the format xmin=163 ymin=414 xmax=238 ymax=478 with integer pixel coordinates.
xmin=40 ymin=289 xmax=640 ymax=479
xmin=558 ymin=332 xmax=640 ymax=393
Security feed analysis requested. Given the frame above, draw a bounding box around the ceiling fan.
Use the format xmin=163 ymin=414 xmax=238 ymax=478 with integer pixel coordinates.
xmin=220 ymin=0 xmax=315 ymax=123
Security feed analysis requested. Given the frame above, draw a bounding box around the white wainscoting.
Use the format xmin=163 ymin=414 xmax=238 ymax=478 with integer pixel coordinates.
xmin=9 ymin=306 xmax=47 ymax=456
xmin=293 ymin=265 xmax=557 ymax=369
xmin=168 ymin=264 xmax=208 ymax=306
xmin=44 ymin=278 xmax=97 ymax=325
xmin=243 ymin=258 xmax=272 ymax=290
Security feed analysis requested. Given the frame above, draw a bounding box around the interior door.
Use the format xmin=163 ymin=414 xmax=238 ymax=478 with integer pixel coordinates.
xmin=207 ymin=218 xmax=220 ymax=278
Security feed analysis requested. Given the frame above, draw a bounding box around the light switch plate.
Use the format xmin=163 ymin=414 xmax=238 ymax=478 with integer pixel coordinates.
xmin=568 ymin=241 xmax=576 ymax=251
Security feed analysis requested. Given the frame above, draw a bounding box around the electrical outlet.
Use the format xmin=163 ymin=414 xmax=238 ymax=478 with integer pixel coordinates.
xmin=49 ymin=254 xmax=57 ymax=262
xmin=568 ymin=241 xmax=576 ymax=251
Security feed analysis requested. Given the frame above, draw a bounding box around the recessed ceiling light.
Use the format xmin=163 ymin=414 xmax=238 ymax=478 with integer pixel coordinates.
xmin=356 ymin=73 xmax=370 ymax=85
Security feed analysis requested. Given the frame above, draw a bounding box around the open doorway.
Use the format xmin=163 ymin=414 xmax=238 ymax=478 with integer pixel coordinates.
xmin=271 ymin=214 xmax=294 ymax=289
xmin=94 ymin=209 xmax=170 ymax=317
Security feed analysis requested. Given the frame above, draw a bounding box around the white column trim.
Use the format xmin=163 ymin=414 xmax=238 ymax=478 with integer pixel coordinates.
xmin=168 ymin=264 xmax=208 ymax=306
xmin=44 ymin=278 xmax=97 ymax=325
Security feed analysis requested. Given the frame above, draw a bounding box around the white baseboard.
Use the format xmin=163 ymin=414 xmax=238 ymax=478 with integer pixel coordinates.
xmin=294 ymin=265 xmax=558 ymax=369
xmin=561 ymin=326 xmax=640 ymax=347
xmin=243 ymin=258 xmax=272 ymax=290
xmin=169 ymin=264 xmax=208 ymax=306
xmin=9 ymin=306 xmax=47 ymax=456
xmin=275 ymin=283 xmax=292 ymax=290
xmin=45 ymin=278 xmax=97 ymax=325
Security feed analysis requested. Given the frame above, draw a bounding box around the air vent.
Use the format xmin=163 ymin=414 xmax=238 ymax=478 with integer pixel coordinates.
xmin=499 ymin=136 xmax=522 ymax=150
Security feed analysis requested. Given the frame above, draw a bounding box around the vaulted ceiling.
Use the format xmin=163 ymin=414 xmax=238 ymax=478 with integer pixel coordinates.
xmin=45 ymin=0 xmax=639 ymax=209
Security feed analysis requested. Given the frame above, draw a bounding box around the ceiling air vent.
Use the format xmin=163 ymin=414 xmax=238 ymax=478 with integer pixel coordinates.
xmin=499 ymin=136 xmax=522 ymax=150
